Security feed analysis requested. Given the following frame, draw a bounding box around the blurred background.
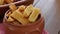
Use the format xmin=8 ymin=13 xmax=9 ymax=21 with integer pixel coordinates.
xmin=33 ymin=0 xmax=60 ymax=34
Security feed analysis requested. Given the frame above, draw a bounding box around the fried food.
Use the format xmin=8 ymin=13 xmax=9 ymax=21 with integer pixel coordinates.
xmin=0 ymin=0 xmax=14 ymax=5
xmin=4 ymin=0 xmax=14 ymax=4
xmin=10 ymin=10 xmax=29 ymax=25
xmin=29 ymin=8 xmax=40 ymax=22
xmin=9 ymin=3 xmax=17 ymax=11
xmin=18 ymin=5 xmax=26 ymax=11
xmin=6 ymin=4 xmax=40 ymax=25
xmin=6 ymin=11 xmax=12 ymax=17
xmin=23 ymin=5 xmax=34 ymax=17
xmin=7 ymin=16 xmax=14 ymax=22
xmin=0 ymin=0 xmax=4 ymax=5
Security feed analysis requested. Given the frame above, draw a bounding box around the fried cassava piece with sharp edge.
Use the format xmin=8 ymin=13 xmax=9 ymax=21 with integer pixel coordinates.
xmin=29 ymin=8 xmax=40 ymax=22
xmin=10 ymin=10 xmax=29 ymax=25
xmin=7 ymin=4 xmax=40 ymax=25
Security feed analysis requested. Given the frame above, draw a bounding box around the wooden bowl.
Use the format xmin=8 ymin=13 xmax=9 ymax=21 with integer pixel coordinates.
xmin=0 ymin=0 xmax=34 ymax=22
xmin=3 ymin=9 xmax=44 ymax=34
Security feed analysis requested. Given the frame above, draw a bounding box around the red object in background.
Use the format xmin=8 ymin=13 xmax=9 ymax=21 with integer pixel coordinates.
xmin=0 ymin=23 xmax=49 ymax=34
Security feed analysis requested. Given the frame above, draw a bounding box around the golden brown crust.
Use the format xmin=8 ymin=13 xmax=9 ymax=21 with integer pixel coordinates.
xmin=4 ymin=0 xmax=14 ymax=4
